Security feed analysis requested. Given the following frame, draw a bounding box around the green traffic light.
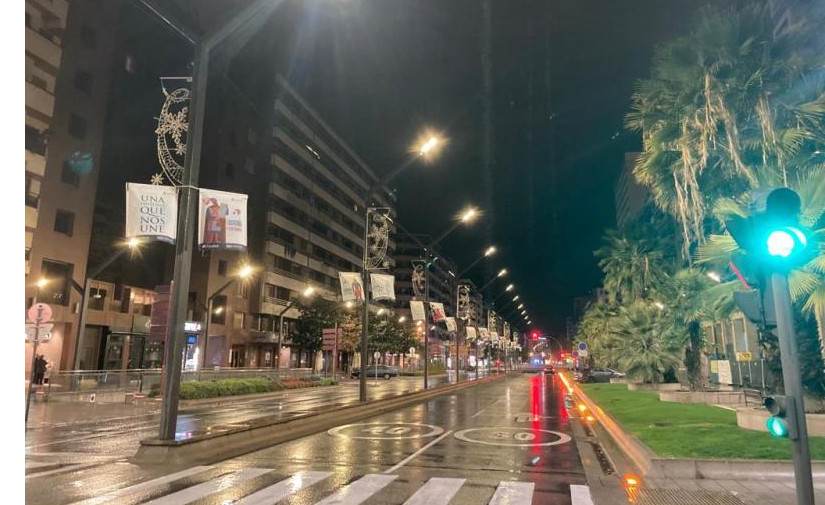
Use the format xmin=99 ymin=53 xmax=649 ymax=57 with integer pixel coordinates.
xmin=766 ymin=226 xmax=807 ymax=258
xmin=766 ymin=416 xmax=789 ymax=437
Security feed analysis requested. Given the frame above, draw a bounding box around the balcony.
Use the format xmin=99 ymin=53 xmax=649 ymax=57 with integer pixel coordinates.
xmin=25 ymin=150 xmax=46 ymax=177
xmin=25 ymin=27 xmax=61 ymax=69
xmin=26 ymin=80 xmax=55 ymax=119
xmin=29 ymin=0 xmax=69 ymax=25
xmin=25 ymin=205 xmax=39 ymax=230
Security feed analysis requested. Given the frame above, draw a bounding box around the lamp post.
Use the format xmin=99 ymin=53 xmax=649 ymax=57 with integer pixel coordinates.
xmin=276 ymin=286 xmax=315 ymax=369
xmin=201 ymin=264 xmax=254 ymax=370
xmin=72 ymin=238 xmax=141 ymax=370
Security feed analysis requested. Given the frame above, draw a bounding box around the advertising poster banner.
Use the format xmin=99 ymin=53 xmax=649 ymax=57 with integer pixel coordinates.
xmin=466 ymin=326 xmax=477 ymax=341
xmin=339 ymin=272 xmax=365 ymax=302
xmin=126 ymin=183 xmax=177 ymax=243
xmin=491 ymin=331 xmax=500 ymax=342
xmin=199 ymin=188 xmax=248 ymax=250
xmin=503 ymin=322 xmax=510 ymax=341
xmin=370 ymin=274 xmax=396 ymax=301
xmin=479 ymin=328 xmax=490 ymax=340
xmin=430 ymin=302 xmax=446 ymax=322
xmin=444 ymin=317 xmax=457 ymax=332
xmin=410 ymin=301 xmax=426 ymax=321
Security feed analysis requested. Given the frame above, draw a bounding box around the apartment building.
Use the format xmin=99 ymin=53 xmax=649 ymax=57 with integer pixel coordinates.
xmin=25 ymin=0 xmax=119 ymax=374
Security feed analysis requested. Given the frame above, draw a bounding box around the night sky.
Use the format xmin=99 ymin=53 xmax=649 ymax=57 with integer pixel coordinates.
xmin=260 ymin=0 xmax=719 ymax=334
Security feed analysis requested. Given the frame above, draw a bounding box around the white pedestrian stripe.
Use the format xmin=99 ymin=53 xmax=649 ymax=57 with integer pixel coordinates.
xmin=313 ymin=474 xmax=398 ymax=505
xmin=142 ymin=468 xmax=272 ymax=505
xmin=67 ymin=466 xmax=213 ymax=505
xmin=488 ymin=481 xmax=535 ymax=505
xmin=569 ymin=485 xmax=594 ymax=505
xmin=402 ymin=478 xmax=466 ymax=505
xmin=235 ymin=471 xmax=331 ymax=505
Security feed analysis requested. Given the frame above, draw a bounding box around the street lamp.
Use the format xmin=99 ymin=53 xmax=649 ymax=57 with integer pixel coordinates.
xmin=72 ymin=238 xmax=143 ymax=369
xmin=201 ymin=263 xmax=257 ymax=370
xmin=277 ymin=286 xmax=316 ymax=369
xmin=477 ymin=268 xmax=508 ymax=292
xmin=398 ymin=316 xmax=406 ymax=323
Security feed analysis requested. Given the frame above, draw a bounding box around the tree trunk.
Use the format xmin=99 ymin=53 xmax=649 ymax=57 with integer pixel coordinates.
xmin=685 ymin=321 xmax=702 ymax=391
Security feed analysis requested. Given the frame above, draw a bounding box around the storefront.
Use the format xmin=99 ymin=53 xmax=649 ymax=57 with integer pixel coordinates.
xmin=99 ymin=315 xmax=160 ymax=370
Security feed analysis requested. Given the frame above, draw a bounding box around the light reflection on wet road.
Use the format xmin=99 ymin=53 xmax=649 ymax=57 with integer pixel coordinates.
xmin=26 ymin=373 xmax=590 ymax=505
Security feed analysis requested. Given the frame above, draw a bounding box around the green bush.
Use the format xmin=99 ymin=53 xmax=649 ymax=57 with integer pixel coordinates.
xmin=319 ymin=378 xmax=338 ymax=386
xmin=178 ymin=378 xmax=275 ymax=400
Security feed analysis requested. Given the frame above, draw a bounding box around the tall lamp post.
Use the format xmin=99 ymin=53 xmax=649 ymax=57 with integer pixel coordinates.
xmin=72 ymin=238 xmax=141 ymax=370
xmin=201 ymin=264 xmax=255 ymax=370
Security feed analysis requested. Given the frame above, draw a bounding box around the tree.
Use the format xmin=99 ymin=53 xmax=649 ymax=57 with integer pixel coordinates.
xmin=292 ymin=299 xmax=338 ymax=355
xmin=595 ymin=229 xmax=666 ymax=304
xmin=607 ymin=302 xmax=682 ymax=384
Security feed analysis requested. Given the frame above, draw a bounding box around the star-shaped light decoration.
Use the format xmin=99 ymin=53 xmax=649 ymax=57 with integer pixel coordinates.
xmin=150 ymin=173 xmax=164 ymax=185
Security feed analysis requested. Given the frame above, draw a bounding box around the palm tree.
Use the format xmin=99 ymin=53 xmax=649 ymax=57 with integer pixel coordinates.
xmin=575 ymin=301 xmax=619 ymax=369
xmin=606 ymin=302 xmax=682 ymax=384
xmin=595 ymin=229 xmax=666 ymax=304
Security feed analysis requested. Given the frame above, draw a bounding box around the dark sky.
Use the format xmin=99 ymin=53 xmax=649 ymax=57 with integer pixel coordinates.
xmin=259 ymin=0 xmax=717 ymax=334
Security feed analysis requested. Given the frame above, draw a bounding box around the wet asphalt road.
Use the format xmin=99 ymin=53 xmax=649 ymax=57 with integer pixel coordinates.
xmin=25 ymin=374 xmax=485 ymax=459
xmin=26 ymin=373 xmax=590 ymax=505
xmin=26 ymin=374 xmax=588 ymax=505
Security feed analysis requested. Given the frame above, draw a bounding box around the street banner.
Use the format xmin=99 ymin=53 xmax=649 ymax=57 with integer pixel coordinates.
xmin=430 ymin=302 xmax=446 ymax=322
xmin=198 ymin=188 xmax=248 ymax=250
xmin=444 ymin=317 xmax=457 ymax=332
xmin=479 ymin=328 xmax=490 ymax=340
xmin=717 ymin=360 xmax=733 ymax=385
xmin=370 ymin=273 xmax=396 ymax=301
xmin=339 ymin=272 xmax=365 ymax=302
xmin=126 ymin=183 xmax=177 ymax=243
xmin=491 ymin=331 xmax=500 ymax=342
xmin=487 ymin=310 xmax=497 ymax=333
xmin=410 ymin=301 xmax=426 ymax=321
xmin=466 ymin=326 xmax=477 ymax=341
xmin=503 ymin=322 xmax=510 ymax=341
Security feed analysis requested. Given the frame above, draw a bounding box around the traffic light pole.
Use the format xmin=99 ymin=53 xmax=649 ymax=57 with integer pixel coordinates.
xmin=771 ymin=272 xmax=815 ymax=505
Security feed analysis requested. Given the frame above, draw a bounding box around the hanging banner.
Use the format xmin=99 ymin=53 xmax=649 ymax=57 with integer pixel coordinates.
xmin=479 ymin=328 xmax=490 ymax=340
xmin=430 ymin=302 xmax=446 ymax=322
xmin=126 ymin=183 xmax=177 ymax=243
xmin=503 ymin=322 xmax=510 ymax=341
xmin=370 ymin=274 xmax=396 ymax=301
xmin=339 ymin=272 xmax=365 ymax=302
xmin=444 ymin=317 xmax=457 ymax=332
xmin=487 ymin=310 xmax=497 ymax=333
xmin=410 ymin=301 xmax=426 ymax=321
xmin=466 ymin=326 xmax=477 ymax=341
xmin=199 ymin=188 xmax=248 ymax=250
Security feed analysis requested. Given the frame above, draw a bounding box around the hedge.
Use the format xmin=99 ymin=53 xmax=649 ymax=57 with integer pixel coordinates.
xmin=170 ymin=376 xmax=339 ymax=400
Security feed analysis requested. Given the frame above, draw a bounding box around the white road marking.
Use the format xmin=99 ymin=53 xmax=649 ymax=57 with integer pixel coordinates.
xmin=142 ymin=468 xmax=271 ymax=505
xmin=25 ymin=461 xmax=54 ymax=469
xmin=384 ymin=430 xmax=454 ymax=474
xmin=26 ymin=463 xmax=98 ymax=479
xmin=470 ymin=409 xmax=486 ymax=418
xmin=67 ymin=466 xmax=213 ymax=505
xmin=314 ymin=474 xmax=397 ymax=505
xmin=402 ymin=478 xmax=465 ymax=505
xmin=489 ymin=481 xmax=535 ymax=505
xmin=235 ymin=471 xmax=331 ymax=505
xmin=570 ymin=485 xmax=594 ymax=505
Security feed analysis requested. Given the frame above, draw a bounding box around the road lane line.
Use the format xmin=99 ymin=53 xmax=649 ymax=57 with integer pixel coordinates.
xmin=402 ymin=478 xmax=465 ymax=505
xmin=235 ymin=471 xmax=331 ymax=505
xmin=569 ymin=485 xmax=594 ymax=505
xmin=66 ymin=466 xmax=213 ymax=505
xmin=489 ymin=481 xmax=534 ymax=505
xmin=383 ymin=430 xmax=453 ymax=474
xmin=141 ymin=468 xmax=271 ymax=505
xmin=314 ymin=474 xmax=397 ymax=505
xmin=470 ymin=409 xmax=485 ymax=418
xmin=25 ymin=463 xmax=98 ymax=480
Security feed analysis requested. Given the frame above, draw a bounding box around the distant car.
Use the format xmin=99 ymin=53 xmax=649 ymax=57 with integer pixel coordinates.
xmin=542 ymin=365 xmax=555 ymax=375
xmin=584 ymin=368 xmax=625 ymax=383
xmin=351 ymin=365 xmax=399 ymax=379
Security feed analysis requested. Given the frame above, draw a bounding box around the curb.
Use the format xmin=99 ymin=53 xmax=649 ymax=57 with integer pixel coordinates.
xmin=134 ymin=374 xmax=505 ymax=466
xmin=571 ymin=380 xmax=825 ymax=481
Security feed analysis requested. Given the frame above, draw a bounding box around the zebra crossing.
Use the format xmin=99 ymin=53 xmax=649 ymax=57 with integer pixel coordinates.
xmin=64 ymin=467 xmax=593 ymax=505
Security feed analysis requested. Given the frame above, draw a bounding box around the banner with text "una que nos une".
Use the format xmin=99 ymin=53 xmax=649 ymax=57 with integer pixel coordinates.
xmin=126 ymin=183 xmax=177 ymax=243
xmin=198 ymin=188 xmax=248 ymax=250
xmin=370 ymin=273 xmax=396 ymax=301
xmin=410 ymin=301 xmax=426 ymax=321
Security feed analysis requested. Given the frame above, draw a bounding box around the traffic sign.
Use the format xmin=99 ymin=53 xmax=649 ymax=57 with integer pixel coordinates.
xmin=578 ymin=342 xmax=587 ymax=351
xmin=25 ymin=323 xmax=54 ymax=343
xmin=572 ymin=351 xmax=579 ymax=358
xmin=735 ymin=351 xmax=753 ymax=363
xmin=28 ymin=303 xmax=52 ymax=323
xmin=373 ymin=351 xmax=381 ymax=360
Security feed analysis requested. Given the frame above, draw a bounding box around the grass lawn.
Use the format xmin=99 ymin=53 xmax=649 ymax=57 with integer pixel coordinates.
xmin=581 ymin=383 xmax=825 ymax=460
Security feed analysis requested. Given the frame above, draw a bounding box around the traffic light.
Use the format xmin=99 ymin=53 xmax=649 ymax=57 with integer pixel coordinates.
xmin=764 ymin=395 xmax=797 ymax=439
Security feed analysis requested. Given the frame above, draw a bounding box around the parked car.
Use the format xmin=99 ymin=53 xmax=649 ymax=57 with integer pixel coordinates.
xmin=583 ymin=368 xmax=625 ymax=383
xmin=351 ymin=365 xmax=399 ymax=379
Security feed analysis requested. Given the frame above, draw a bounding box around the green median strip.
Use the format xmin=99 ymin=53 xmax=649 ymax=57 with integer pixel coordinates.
xmin=581 ymin=383 xmax=825 ymax=460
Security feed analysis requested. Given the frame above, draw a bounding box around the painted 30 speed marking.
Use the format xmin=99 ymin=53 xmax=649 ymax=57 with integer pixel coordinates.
xmin=453 ymin=427 xmax=571 ymax=447
xmin=328 ymin=422 xmax=445 ymax=440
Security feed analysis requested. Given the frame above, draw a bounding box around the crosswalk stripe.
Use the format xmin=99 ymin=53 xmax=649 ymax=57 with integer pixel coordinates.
xmin=235 ymin=471 xmax=331 ymax=505
xmin=142 ymin=468 xmax=272 ymax=505
xmin=402 ymin=478 xmax=465 ymax=505
xmin=569 ymin=485 xmax=594 ymax=505
xmin=314 ymin=474 xmax=398 ymax=505
xmin=488 ymin=481 xmax=535 ymax=505
xmin=68 ymin=466 xmax=213 ymax=505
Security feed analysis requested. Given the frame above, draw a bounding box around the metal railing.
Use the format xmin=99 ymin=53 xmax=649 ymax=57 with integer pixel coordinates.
xmin=41 ymin=367 xmax=314 ymax=396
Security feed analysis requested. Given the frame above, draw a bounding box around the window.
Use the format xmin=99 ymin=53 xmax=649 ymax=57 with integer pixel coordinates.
xmin=247 ymin=128 xmax=257 ymax=145
xmin=124 ymin=54 xmax=136 ymax=74
xmin=265 ymin=283 xmax=277 ymax=300
xmin=68 ymin=114 xmax=87 ymax=139
xmin=25 ymin=125 xmax=47 ymax=155
xmin=89 ymin=287 xmax=107 ymax=310
xmin=61 ymin=161 xmax=80 ymax=187
xmin=211 ymin=295 xmax=227 ymax=325
xmin=40 ymin=259 xmax=73 ymax=306
xmin=225 ymin=162 xmax=235 ymax=180
xmin=244 ymin=157 xmax=255 ymax=175
xmin=217 ymin=260 xmax=228 ymax=276
xmin=233 ymin=312 xmax=245 ymax=329
xmin=239 ymin=281 xmax=249 ymax=299
xmin=80 ymin=25 xmax=97 ymax=48
xmin=74 ymin=70 xmax=93 ymax=94
xmin=25 ymin=176 xmax=40 ymax=208
xmin=276 ymin=286 xmax=291 ymax=301
xmin=54 ymin=210 xmax=75 ymax=236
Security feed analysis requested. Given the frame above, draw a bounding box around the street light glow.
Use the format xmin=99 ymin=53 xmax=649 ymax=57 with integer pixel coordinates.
xmin=513 ymin=295 xmax=519 ymax=301
xmin=398 ymin=316 xmax=406 ymax=323
xmin=517 ymin=304 xmax=524 ymax=309
xmin=707 ymin=271 xmax=721 ymax=283
xmin=36 ymin=278 xmax=49 ymax=288
xmin=303 ymin=286 xmax=315 ymax=297
xmin=460 ymin=207 xmax=479 ymax=223
xmin=127 ymin=237 xmax=141 ymax=248
xmin=345 ymin=301 xmax=354 ymax=309
xmin=654 ymin=301 xmax=665 ymax=310
xmin=377 ymin=308 xmax=386 ymax=315
xmin=497 ymin=268 xmax=508 ymax=277
xmin=419 ymin=136 xmax=440 ymax=155
xmin=484 ymin=246 xmax=497 ymax=257
xmin=505 ymin=284 xmax=514 ymax=291
xmin=238 ymin=265 xmax=253 ymax=278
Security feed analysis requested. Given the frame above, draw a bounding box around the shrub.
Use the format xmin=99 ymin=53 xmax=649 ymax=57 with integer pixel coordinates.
xmin=178 ymin=378 xmax=274 ymax=400
xmin=319 ymin=378 xmax=338 ymax=386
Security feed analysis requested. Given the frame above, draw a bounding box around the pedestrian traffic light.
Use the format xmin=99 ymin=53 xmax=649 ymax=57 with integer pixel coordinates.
xmin=764 ymin=395 xmax=796 ymax=439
